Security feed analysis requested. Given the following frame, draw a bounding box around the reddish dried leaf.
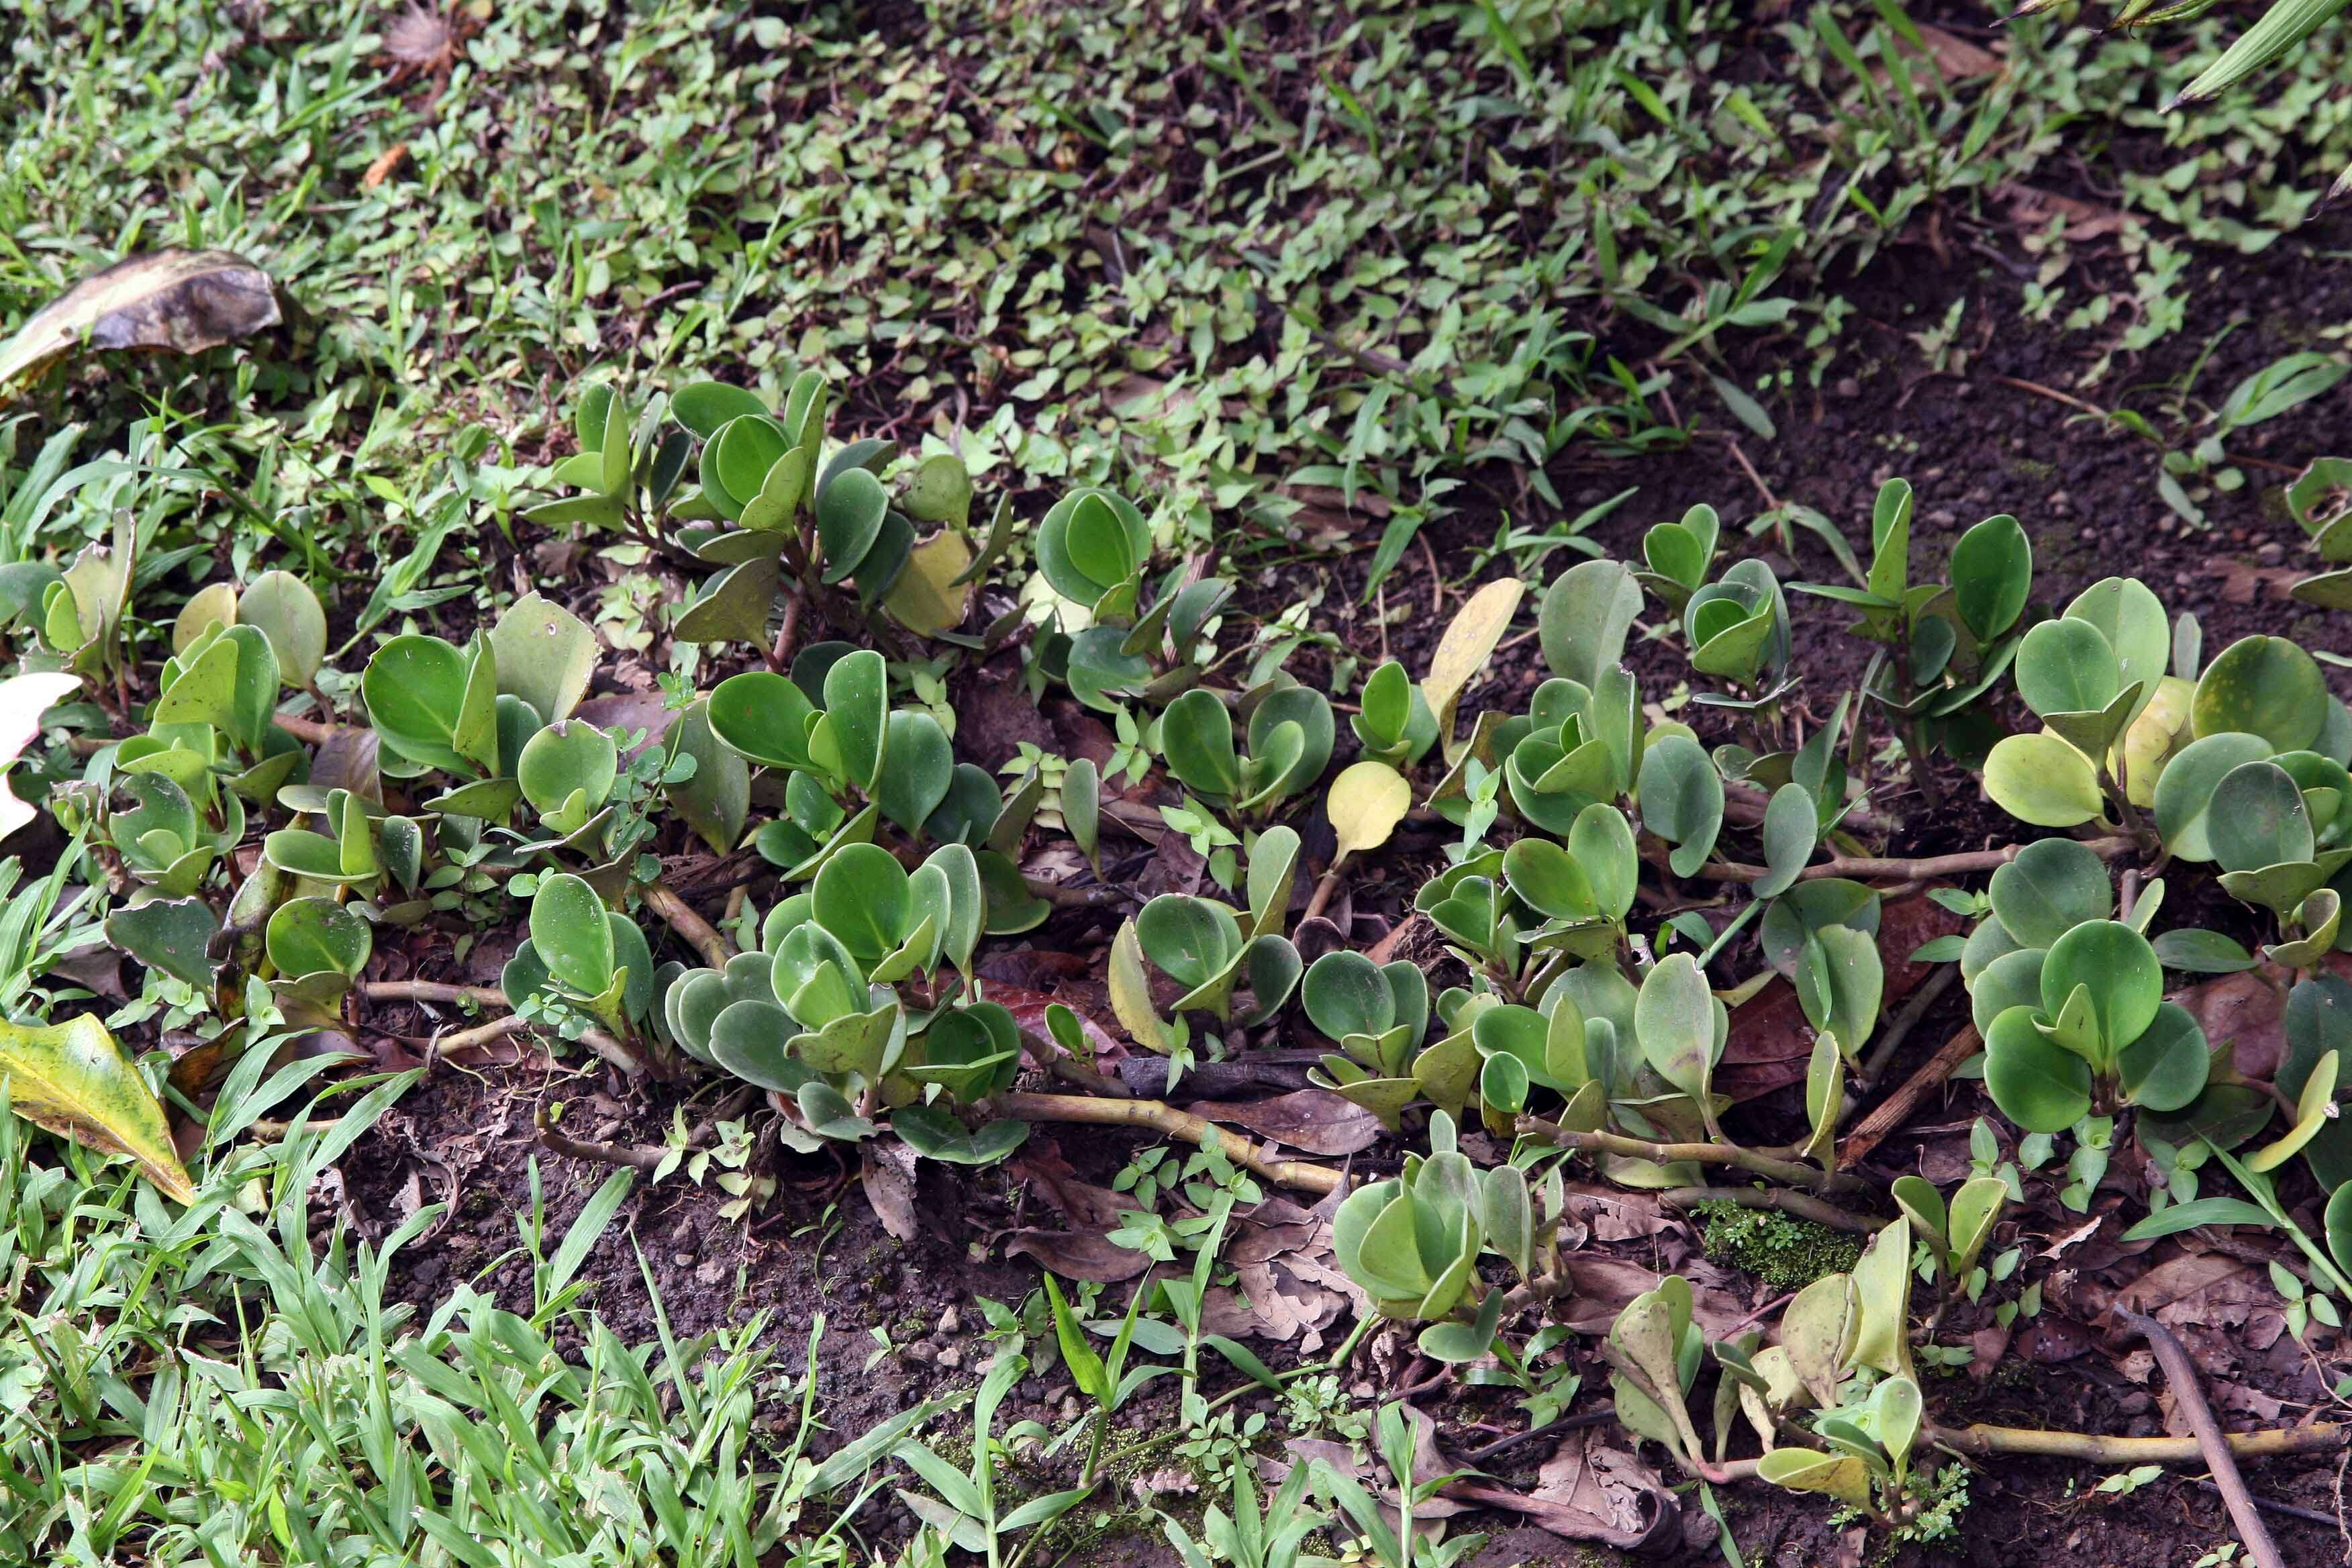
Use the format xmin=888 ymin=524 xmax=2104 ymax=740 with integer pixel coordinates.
xmin=1183 ymin=1089 xmax=1381 ymax=1156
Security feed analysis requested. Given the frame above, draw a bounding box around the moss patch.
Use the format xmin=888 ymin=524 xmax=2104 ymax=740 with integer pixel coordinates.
xmin=1694 ymin=1203 xmax=1863 ymax=1292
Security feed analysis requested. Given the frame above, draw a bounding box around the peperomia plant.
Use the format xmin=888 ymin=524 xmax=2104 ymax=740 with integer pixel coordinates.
xmin=528 ymin=375 xmax=987 ymax=653
xmin=1332 ymin=1112 xmax=1536 ymax=1326
xmin=1793 ymin=480 xmax=2035 ymax=783
xmin=1977 ymin=918 xmax=2210 ymax=1134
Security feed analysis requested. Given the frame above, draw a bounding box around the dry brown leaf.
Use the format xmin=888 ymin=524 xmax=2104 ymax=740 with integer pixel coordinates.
xmin=1184 ymin=1088 xmax=1382 ymax=1156
xmin=861 ymin=1142 xmax=918 ymax=1242
xmin=1447 ymin=1433 xmax=1677 ymax=1552
xmin=2174 ymin=969 xmax=2287 ymax=1078
xmin=362 ymin=143 xmax=410 ymax=189
xmin=2001 ymin=183 xmax=2131 ymax=242
xmin=2204 ymin=556 xmax=2304 ymax=606
xmin=0 ymin=250 xmax=282 ymax=401
xmin=1007 ymin=1151 xmax=1128 ymax=1229
xmin=1559 ymin=1183 xmax=1671 ymax=1242
xmin=1202 ymin=1259 xmax=1349 ymax=1350
xmin=2114 ymin=1254 xmax=2268 ymax=1337
xmin=1002 ymin=1228 xmax=1151 ymax=1283
xmin=1557 ymin=1257 xmax=1745 ymax=1336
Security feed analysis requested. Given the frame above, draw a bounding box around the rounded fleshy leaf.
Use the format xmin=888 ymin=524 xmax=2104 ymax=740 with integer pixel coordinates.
xmin=2041 ymin=920 xmax=2162 ymax=1057
xmin=1988 ymin=837 xmax=2110 ymax=948
xmin=810 ymin=842 xmax=912 ymax=963
xmin=1982 ymin=732 xmax=2103 ymax=827
xmin=530 ymin=873 xmax=615 ymax=999
xmin=1303 ymin=950 xmax=1394 ymax=1042
xmin=2194 ymin=634 xmax=2329 ymax=752
xmin=265 ymin=896 xmax=373 ymax=981
xmin=1983 ymin=1003 xmax=2094 ymax=1133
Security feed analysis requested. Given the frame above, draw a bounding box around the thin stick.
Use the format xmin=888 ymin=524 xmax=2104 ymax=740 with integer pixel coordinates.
xmin=430 ymin=1014 xmax=532 ymax=1056
xmin=993 ymin=1092 xmax=1341 ymax=1195
xmin=1514 ymin=1116 xmax=1866 ymax=1195
xmin=1838 ymin=1024 xmax=1981 ymax=1170
xmin=362 ymin=981 xmax=508 ymax=1009
xmin=580 ymin=1026 xmax=663 ymax=1081
xmin=2115 ymin=1306 xmax=2286 ymax=1568
xmin=1858 ymin=963 xmax=1958 ymax=1087
xmin=1655 ymin=1185 xmax=1888 ymax=1234
xmin=642 ymin=881 xmax=733 ymax=968
xmin=2188 ymin=1477 xmax=2348 ymax=1531
xmin=539 ymin=1117 xmax=669 ymax=1171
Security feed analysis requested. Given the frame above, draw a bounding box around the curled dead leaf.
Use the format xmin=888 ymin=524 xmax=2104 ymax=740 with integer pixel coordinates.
xmin=1183 ymin=1088 xmax=1381 ymax=1156
xmin=0 ymin=250 xmax=282 ymax=401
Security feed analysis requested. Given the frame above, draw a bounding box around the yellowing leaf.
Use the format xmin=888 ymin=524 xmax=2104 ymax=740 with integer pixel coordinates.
xmin=0 ymin=1013 xmax=194 ymax=1202
xmin=1423 ymin=577 xmax=1523 ymax=763
xmin=2112 ymin=674 xmax=2194 ymax=807
xmin=1108 ymin=919 xmax=1169 ymax=1053
xmin=172 ymin=581 xmax=239 ymax=654
xmin=1326 ymin=760 xmax=1411 ymax=860
xmin=2249 ymin=1048 xmax=2339 ymax=1173
xmin=883 ymin=530 xmax=975 ymax=637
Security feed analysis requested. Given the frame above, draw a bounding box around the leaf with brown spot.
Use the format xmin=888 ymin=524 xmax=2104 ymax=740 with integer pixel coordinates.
xmin=0 ymin=1014 xmax=194 ymax=1202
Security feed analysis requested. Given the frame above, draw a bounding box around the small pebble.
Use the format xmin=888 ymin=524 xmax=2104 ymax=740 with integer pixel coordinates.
xmin=936 ymin=1346 xmax=963 ymax=1369
xmin=939 ymin=1305 xmax=961 ymax=1334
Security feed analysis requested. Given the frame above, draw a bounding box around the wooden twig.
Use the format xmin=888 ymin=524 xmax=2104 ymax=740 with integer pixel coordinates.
xmin=430 ymin=1014 xmax=532 ymax=1057
xmin=1301 ymin=865 xmax=1344 ymax=924
xmin=641 ymin=881 xmax=733 ymax=968
xmin=1858 ymin=963 xmax=1958 ymax=1087
xmin=2115 ymin=1306 xmax=2286 ymax=1568
xmin=538 ymin=1114 xmax=669 ymax=1171
xmin=1023 ymin=878 xmax=1128 ymax=910
xmin=993 ymin=1092 xmax=1341 ymax=1195
xmin=1837 ymin=1024 xmax=1981 ymax=1171
xmin=580 ymin=1026 xmax=665 ymax=1082
xmin=362 ymin=980 xmax=508 ymax=1009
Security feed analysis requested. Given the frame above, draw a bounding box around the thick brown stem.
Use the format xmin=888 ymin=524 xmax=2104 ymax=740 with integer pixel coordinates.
xmin=1934 ymin=1420 xmax=2343 ymax=1466
xmin=1024 ymin=877 xmax=1127 ymax=910
xmin=1301 ymin=864 xmax=1344 ymax=924
xmin=642 ymin=881 xmax=733 ymax=968
xmin=579 ymin=1026 xmax=664 ymax=1081
xmin=1514 ymin=1116 xmax=1866 ymax=1195
xmin=1699 ymin=835 xmax=2135 ymax=889
xmin=993 ymin=1092 xmax=1340 ymax=1195
xmin=2115 ymin=1307 xmax=2287 ymax=1568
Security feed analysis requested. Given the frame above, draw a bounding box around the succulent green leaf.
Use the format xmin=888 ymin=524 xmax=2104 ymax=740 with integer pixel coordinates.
xmin=1982 ymin=732 xmax=2104 ymax=827
xmin=1983 ymin=1003 xmax=2094 ymax=1133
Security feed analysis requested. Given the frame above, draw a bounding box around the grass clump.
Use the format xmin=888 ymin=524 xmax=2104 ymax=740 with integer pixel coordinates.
xmin=1694 ymin=1201 xmax=1862 ymax=1292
